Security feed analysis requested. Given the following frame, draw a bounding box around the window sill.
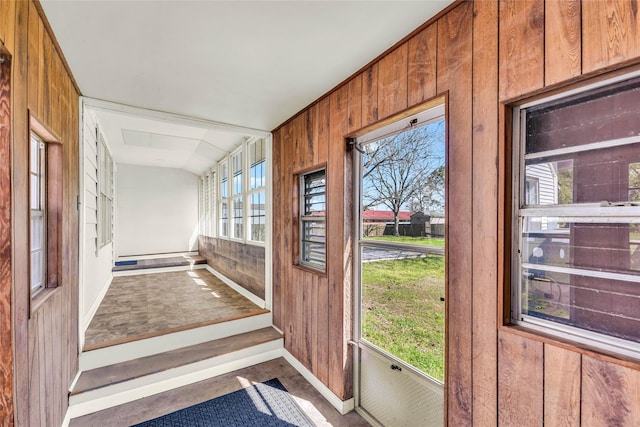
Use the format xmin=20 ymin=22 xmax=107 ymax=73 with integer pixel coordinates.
xmin=293 ymin=263 xmax=327 ymax=277
xmin=31 ymin=286 xmax=60 ymax=315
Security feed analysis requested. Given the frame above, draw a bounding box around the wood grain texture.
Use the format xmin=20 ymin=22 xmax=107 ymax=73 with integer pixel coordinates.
xmin=471 ymin=1 xmax=499 ymax=425
xmin=499 ymin=0 xmax=544 ymax=100
xmin=271 ymin=128 xmax=282 ymax=331
xmin=498 ymin=331 xmax=543 ymax=425
xmin=0 ymin=0 xmax=16 ymax=53
xmin=583 ymin=0 xmax=640 ymax=74
xmin=361 ymin=64 xmax=378 ymax=127
xmin=544 ymin=344 xmax=581 ymax=427
xmin=377 ymin=43 xmax=408 ymax=120
xmin=0 ymin=44 xmax=13 ymax=426
xmin=347 ymin=74 xmax=362 ymax=133
xmin=582 ymin=355 xmax=640 ymax=426
xmin=545 ymin=0 xmax=581 ymax=85
xmin=408 ymin=23 xmax=437 ymax=107
xmin=437 ymin=2 xmax=473 ymax=424
xmin=198 ymin=236 xmax=266 ymax=299
xmin=328 ymin=85 xmax=350 ymax=399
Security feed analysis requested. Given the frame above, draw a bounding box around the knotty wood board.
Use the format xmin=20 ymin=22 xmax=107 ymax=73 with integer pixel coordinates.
xmin=498 ymin=331 xmax=543 ymax=425
xmin=437 ymin=2 xmax=473 ymax=424
xmin=377 ymin=43 xmax=408 ymax=120
xmin=408 ymin=23 xmax=437 ymax=108
xmin=545 ymin=0 xmax=581 ymax=85
xmin=471 ymin=0 xmax=499 ymax=425
xmin=498 ymin=0 xmax=544 ymax=101
xmin=582 ymin=0 xmax=640 ymax=74
xmin=544 ymin=344 xmax=581 ymax=427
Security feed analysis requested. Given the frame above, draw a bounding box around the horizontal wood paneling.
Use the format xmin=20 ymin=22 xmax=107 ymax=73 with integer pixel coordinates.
xmin=273 ymin=0 xmax=640 ymax=423
xmin=2 ymin=0 xmax=80 ymax=424
xmin=199 ymin=236 xmax=266 ymax=300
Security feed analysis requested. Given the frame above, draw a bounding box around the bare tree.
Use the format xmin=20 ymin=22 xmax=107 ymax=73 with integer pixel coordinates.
xmin=362 ymin=122 xmax=444 ymax=236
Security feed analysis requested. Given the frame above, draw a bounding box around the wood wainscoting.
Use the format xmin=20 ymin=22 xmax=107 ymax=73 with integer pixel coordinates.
xmin=0 ymin=0 xmax=80 ymax=425
xmin=273 ymin=0 xmax=640 ymax=424
xmin=198 ymin=236 xmax=266 ymax=300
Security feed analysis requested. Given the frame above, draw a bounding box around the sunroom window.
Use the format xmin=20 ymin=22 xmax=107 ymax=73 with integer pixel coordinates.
xmin=512 ymin=73 xmax=640 ymax=358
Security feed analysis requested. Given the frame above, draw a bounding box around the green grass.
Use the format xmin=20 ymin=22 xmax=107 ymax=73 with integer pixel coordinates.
xmin=366 ymin=236 xmax=445 ymax=246
xmin=362 ymin=255 xmax=445 ymax=381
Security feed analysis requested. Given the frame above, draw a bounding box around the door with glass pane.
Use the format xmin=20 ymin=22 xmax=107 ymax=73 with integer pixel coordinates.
xmin=353 ymin=104 xmax=446 ymax=427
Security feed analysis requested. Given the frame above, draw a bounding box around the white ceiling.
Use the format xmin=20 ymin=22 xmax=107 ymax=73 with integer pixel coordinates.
xmin=41 ymin=0 xmax=453 ymax=174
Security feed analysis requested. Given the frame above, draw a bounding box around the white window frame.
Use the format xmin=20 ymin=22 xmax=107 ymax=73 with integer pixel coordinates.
xmin=97 ymin=131 xmax=113 ymax=250
xmin=231 ymin=148 xmax=244 ymax=241
xmin=299 ymin=168 xmax=326 ymax=271
xmin=247 ymin=137 xmax=266 ymax=244
xmin=30 ymin=132 xmax=46 ymax=296
xmin=219 ymin=158 xmax=230 ymax=238
xmin=511 ymin=72 xmax=640 ymax=359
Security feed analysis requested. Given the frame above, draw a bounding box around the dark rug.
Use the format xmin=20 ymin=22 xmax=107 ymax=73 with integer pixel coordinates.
xmin=131 ymin=378 xmax=316 ymax=427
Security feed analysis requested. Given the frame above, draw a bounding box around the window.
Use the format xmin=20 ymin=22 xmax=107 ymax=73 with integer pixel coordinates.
xmin=511 ymin=73 xmax=640 ymax=358
xmin=231 ymin=150 xmax=243 ymax=239
xmin=97 ymin=132 xmax=113 ymax=249
xmin=248 ymin=138 xmax=266 ymax=242
xmin=300 ymin=169 xmax=326 ymax=271
xmin=30 ymin=133 xmax=46 ymax=295
xmin=219 ymin=161 xmax=229 ymax=237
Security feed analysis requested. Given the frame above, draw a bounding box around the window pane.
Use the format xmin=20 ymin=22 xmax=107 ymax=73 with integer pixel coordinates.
xmin=220 ymin=201 xmax=228 ymax=237
xmin=524 ymin=160 xmax=573 ymax=206
xmin=250 ymin=139 xmax=266 ymax=190
xmin=232 ymin=152 xmax=243 ymax=195
xmin=521 ymin=268 xmax=639 ymax=343
xmin=301 ymin=169 xmax=326 ymax=269
xmin=233 ymin=197 xmax=243 ymax=239
xmin=250 ymin=191 xmax=265 ymax=242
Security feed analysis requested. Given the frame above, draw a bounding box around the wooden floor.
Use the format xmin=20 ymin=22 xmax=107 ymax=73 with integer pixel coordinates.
xmin=70 ymin=358 xmax=370 ymax=427
xmin=84 ymin=269 xmax=266 ymax=350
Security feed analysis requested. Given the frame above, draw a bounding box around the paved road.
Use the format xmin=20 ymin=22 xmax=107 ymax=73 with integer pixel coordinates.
xmin=362 ymin=245 xmax=444 ymax=262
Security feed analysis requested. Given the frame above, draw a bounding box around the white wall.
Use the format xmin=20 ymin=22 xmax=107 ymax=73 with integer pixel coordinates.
xmin=116 ymin=164 xmax=199 ymax=256
xmin=81 ymin=108 xmax=114 ymax=333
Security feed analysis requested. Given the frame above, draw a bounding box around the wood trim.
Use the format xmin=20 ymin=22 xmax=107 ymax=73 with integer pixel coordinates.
xmin=0 ymin=41 xmax=14 ymax=424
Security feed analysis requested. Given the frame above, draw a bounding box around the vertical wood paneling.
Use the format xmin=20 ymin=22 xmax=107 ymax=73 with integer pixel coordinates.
xmin=13 ymin=0 xmax=30 ymax=424
xmin=545 ymin=0 xmax=581 ymax=85
xmin=437 ymin=2 xmax=473 ymax=424
xmin=347 ymin=74 xmax=362 ymax=133
xmin=471 ymin=1 xmax=499 ymax=425
xmin=377 ymin=44 xmax=408 ymax=120
xmin=27 ymin=0 xmax=39 ymax=111
xmin=328 ymin=85 xmax=349 ymax=399
xmin=0 ymin=42 xmax=13 ymax=425
xmin=272 ymin=128 xmax=282 ymax=331
xmin=582 ymin=0 xmax=640 ymax=74
xmin=582 ymin=355 xmax=640 ymax=426
xmin=0 ymin=0 xmax=16 ymax=52
xmin=408 ymin=23 xmax=438 ymax=107
xmin=361 ymin=64 xmax=378 ymax=127
xmin=499 ymin=0 xmax=544 ymax=100
xmin=544 ymin=344 xmax=581 ymax=427
xmin=498 ymin=332 xmax=543 ymax=425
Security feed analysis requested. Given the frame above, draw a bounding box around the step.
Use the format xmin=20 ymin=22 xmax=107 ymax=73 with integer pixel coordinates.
xmin=112 ymin=255 xmax=207 ymax=272
xmin=80 ymin=310 xmax=272 ymax=371
xmin=68 ymin=327 xmax=283 ymax=419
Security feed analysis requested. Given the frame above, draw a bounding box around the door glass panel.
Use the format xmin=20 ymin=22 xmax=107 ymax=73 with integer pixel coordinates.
xmin=359 ymin=116 xmax=446 ymax=382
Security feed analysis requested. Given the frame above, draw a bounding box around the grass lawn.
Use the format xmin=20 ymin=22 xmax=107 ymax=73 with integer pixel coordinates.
xmin=366 ymin=235 xmax=445 ymax=247
xmin=362 ymin=255 xmax=445 ymax=382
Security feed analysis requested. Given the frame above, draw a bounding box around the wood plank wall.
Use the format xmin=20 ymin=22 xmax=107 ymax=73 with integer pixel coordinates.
xmin=273 ymin=0 xmax=640 ymax=423
xmin=198 ymin=236 xmax=266 ymax=300
xmin=0 ymin=0 xmax=80 ymax=424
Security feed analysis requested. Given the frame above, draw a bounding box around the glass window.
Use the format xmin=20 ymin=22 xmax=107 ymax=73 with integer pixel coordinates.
xmin=512 ymin=74 xmax=640 ymax=357
xmin=97 ymin=132 xmax=113 ymax=249
xmin=219 ymin=161 xmax=229 ymax=237
xmin=300 ymin=169 xmax=326 ymax=270
xmin=30 ymin=133 xmax=46 ymax=295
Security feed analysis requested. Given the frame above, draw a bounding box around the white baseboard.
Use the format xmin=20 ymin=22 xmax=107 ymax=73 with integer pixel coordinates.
xmin=117 ymin=251 xmax=199 ymax=261
xmin=112 ymin=264 xmax=206 ymax=277
xmin=82 ymin=274 xmax=113 ymax=333
xmin=205 ymin=265 xmax=266 ymax=308
xmin=283 ymin=349 xmax=355 ymax=415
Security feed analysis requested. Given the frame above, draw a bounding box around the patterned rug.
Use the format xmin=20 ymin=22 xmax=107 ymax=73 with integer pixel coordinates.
xmin=131 ymin=378 xmax=316 ymax=426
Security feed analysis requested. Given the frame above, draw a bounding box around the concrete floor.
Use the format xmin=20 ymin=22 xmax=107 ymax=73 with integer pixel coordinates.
xmin=70 ymin=358 xmax=371 ymax=426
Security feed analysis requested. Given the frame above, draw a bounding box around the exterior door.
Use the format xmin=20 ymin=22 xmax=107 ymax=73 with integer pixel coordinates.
xmin=353 ymin=103 xmax=446 ymax=427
